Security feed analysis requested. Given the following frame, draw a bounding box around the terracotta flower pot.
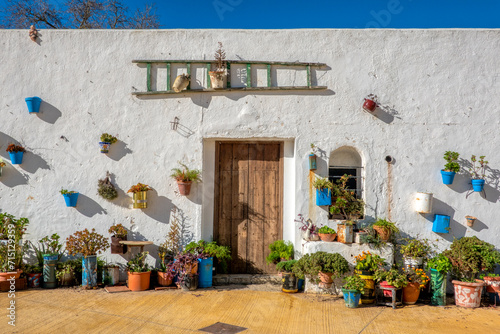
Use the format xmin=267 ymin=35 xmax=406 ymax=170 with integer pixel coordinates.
xmin=465 ymin=216 xmax=476 ymax=227
xmin=452 ymin=280 xmax=484 ymax=308
xmin=157 ymin=271 xmax=173 ymax=287
xmin=373 ymin=226 xmax=391 ymax=241
xmin=318 ymin=271 xmax=333 ymax=284
xmin=483 ymin=276 xmax=500 ymax=294
xmin=318 ymin=233 xmax=336 ymax=242
xmin=177 ymin=181 xmax=192 ymax=196
xmin=0 ymin=269 xmax=22 ymax=282
xmin=127 ymin=271 xmax=151 ymax=291
xmin=403 ymin=282 xmax=421 ymax=304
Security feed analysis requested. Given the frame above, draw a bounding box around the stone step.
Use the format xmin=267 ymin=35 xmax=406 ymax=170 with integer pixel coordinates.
xmin=213 ymin=274 xmax=281 ymax=286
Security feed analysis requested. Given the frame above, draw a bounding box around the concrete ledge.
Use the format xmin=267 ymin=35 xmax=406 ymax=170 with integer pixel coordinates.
xmin=213 ymin=274 xmax=281 ymax=286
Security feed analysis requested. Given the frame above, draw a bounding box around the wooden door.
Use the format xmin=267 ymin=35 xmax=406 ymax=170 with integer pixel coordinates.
xmin=214 ymin=142 xmax=283 ymax=274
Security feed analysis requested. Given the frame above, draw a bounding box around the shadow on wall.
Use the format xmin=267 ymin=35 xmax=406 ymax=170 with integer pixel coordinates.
xmin=175 ymin=208 xmax=194 ymax=248
xmin=144 ymin=189 xmax=174 ymax=224
xmin=184 ymin=182 xmax=202 ymax=205
xmin=36 ymin=100 xmax=62 ymax=124
xmin=0 ymin=164 xmax=29 ymax=187
xmin=0 ymin=132 xmax=50 ymax=174
xmin=425 ymin=197 xmax=467 ymax=242
xmin=445 ymin=172 xmax=470 ymax=194
xmin=107 ymin=140 xmax=132 ymax=162
xmin=108 ymin=174 xmax=132 ymax=209
xmin=75 ymin=194 xmax=107 ymax=217
xmin=469 ymin=217 xmax=488 ymax=233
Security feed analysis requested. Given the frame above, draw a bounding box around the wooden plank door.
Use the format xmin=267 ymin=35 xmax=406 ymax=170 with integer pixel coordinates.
xmin=214 ymin=142 xmax=283 ymax=274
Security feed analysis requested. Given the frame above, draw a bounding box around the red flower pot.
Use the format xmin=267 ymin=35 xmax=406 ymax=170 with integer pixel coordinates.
xmin=177 ymin=181 xmax=192 ymax=196
xmin=403 ymin=282 xmax=421 ymax=304
xmin=363 ymin=99 xmax=377 ymax=112
xmin=483 ymin=276 xmax=500 ymax=293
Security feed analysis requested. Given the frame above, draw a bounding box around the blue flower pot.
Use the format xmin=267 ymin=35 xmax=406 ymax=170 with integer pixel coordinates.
xmin=9 ymin=151 xmax=24 ymax=164
xmin=471 ymin=179 xmax=485 ymax=192
xmin=432 ymin=214 xmax=450 ymax=234
xmin=440 ymin=170 xmax=456 ymax=185
xmin=342 ymin=289 xmax=361 ymax=308
xmin=63 ymin=192 xmax=79 ymax=207
xmin=316 ymin=188 xmax=331 ymax=206
xmin=82 ymin=255 xmax=97 ymax=288
xmin=25 ymin=96 xmax=42 ymax=113
xmin=197 ymin=257 xmax=213 ymax=288
xmin=298 ymin=278 xmax=304 ymax=291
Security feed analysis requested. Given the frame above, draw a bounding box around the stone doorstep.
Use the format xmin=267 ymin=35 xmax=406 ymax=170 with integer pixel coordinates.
xmin=213 ymin=274 xmax=281 ymax=286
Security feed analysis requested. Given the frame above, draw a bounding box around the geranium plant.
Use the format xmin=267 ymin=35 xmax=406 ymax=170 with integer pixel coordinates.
xmin=354 ymin=251 xmax=386 ymax=272
xmin=65 ymin=228 xmax=109 ymax=257
xmin=469 ymin=155 xmax=488 ymax=180
xmin=343 ymin=274 xmax=366 ymax=292
xmin=443 ymin=151 xmax=460 ymax=172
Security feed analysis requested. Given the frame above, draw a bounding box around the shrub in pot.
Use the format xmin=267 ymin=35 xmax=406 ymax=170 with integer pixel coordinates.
xmin=128 ymin=183 xmax=152 ymax=209
xmin=468 ymin=155 xmax=488 ymax=192
xmin=6 ymin=143 xmax=26 ymax=165
xmin=372 ymin=218 xmax=398 ymax=242
xmin=265 ymin=240 xmax=294 ymax=265
xmin=0 ymin=213 xmax=29 ymax=281
xmin=127 ymin=251 xmax=151 ymax=291
xmin=99 ymin=133 xmax=118 ymax=153
xmin=56 ymin=262 xmax=76 ymax=287
xmin=66 ymin=228 xmax=109 ymax=288
xmin=24 ymin=264 xmax=43 ymax=288
xmin=108 ymin=224 xmax=127 ymax=254
xmin=342 ymin=274 xmax=366 ymax=308
xmin=444 ymin=236 xmax=500 ymax=307
xmin=354 ymin=251 xmax=386 ymax=304
xmin=399 ymin=237 xmax=433 ymax=269
xmin=170 ymin=162 xmax=201 ymax=196
xmin=276 ymin=260 xmax=298 ymax=293
xmin=374 ymin=268 xmax=408 ymax=298
xmin=441 ymin=151 xmax=460 ymax=185
xmin=426 ymin=253 xmax=452 ymax=306
xmin=480 ymin=273 xmax=500 ymax=303
xmin=208 ymin=42 xmax=226 ymax=89
xmin=317 ymin=226 xmax=336 ymax=242
xmin=293 ymin=252 xmax=349 ymax=285
xmin=402 ymin=267 xmax=429 ymax=304
xmin=184 ymin=240 xmax=231 ymax=288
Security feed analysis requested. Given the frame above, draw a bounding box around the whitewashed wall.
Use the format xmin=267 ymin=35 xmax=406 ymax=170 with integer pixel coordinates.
xmin=1 ymin=29 xmax=499 ymax=266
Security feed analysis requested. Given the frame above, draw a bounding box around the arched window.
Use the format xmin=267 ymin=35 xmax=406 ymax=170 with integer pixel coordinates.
xmin=328 ymin=147 xmax=363 ymax=219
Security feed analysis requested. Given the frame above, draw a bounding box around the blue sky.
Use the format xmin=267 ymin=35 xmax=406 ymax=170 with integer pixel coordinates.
xmin=125 ymin=0 xmax=500 ymax=29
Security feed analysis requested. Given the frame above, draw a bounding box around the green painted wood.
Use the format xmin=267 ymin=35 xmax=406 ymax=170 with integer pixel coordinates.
xmin=307 ymin=65 xmax=311 ymax=88
xmin=246 ymin=64 xmax=251 ymax=87
xmin=147 ymin=63 xmax=151 ymax=92
xmin=132 ymin=86 xmax=328 ymax=95
xmin=186 ymin=63 xmax=191 ymax=90
xmin=207 ymin=63 xmax=212 ymax=89
xmin=133 ymin=60 xmax=327 ymax=67
xmin=267 ymin=64 xmax=271 ymax=88
xmin=227 ymin=63 xmax=231 ymax=88
xmin=166 ymin=63 xmax=171 ymax=91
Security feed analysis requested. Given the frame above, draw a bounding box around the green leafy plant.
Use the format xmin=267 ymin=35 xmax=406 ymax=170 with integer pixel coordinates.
xmin=312 ymin=177 xmax=333 ymax=192
xmin=6 ymin=143 xmax=26 ymax=153
xmin=480 ymin=273 xmax=500 ymax=279
xmin=66 ymin=228 xmax=109 ymax=257
xmin=97 ymin=172 xmax=118 ymax=200
xmin=444 ymin=236 xmax=500 ymax=282
xmin=100 ymin=133 xmax=118 ymax=144
xmin=30 ymin=233 xmax=64 ymax=267
xmin=293 ymin=252 xmax=349 ymax=283
xmin=170 ymin=162 xmax=202 ymax=182
xmin=183 ymin=240 xmax=231 ymax=273
xmin=0 ymin=212 xmax=29 ymax=241
xmin=108 ymin=224 xmax=127 ymax=238
xmin=374 ymin=268 xmax=408 ymax=289
xmin=266 ymin=240 xmax=294 ymax=264
xmin=354 ymin=251 xmax=386 ymax=272
xmin=0 ymin=213 xmax=29 ymax=271
xmin=399 ymin=238 xmax=433 ymax=259
xmin=343 ymin=274 xmax=366 ymax=292
xmin=329 ymin=174 xmax=364 ymax=220
xmin=127 ymin=183 xmax=152 ymax=193
xmin=317 ymin=226 xmax=336 ymax=234
xmin=373 ymin=218 xmax=399 ymax=234
xmin=56 ymin=262 xmax=76 ymax=284
xmin=443 ymin=151 xmax=460 ymax=172
xmin=23 ymin=264 xmax=42 ymax=274
xmin=469 ymin=155 xmax=488 ymax=180
xmin=127 ymin=251 xmax=150 ymax=273
xmin=60 ymin=189 xmax=77 ymax=195
xmin=426 ymin=253 xmax=452 ymax=274
xmin=276 ymin=260 xmax=297 ymax=273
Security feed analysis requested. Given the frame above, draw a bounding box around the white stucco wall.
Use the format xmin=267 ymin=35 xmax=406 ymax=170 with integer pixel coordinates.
xmin=1 ymin=29 xmax=499 ymax=266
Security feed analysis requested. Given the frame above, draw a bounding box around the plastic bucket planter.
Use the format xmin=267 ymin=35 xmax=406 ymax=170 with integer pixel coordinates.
xmin=432 ymin=214 xmax=450 ymax=234
xmin=471 ymin=179 xmax=485 ymax=192
xmin=430 ymin=269 xmax=447 ymax=306
xmin=42 ymin=254 xmax=58 ymax=289
xmin=63 ymin=192 xmax=79 ymax=207
xmin=25 ymin=96 xmax=42 ymax=113
xmin=355 ymin=270 xmax=375 ymax=304
xmin=9 ymin=152 xmax=24 ymax=164
xmin=198 ymin=257 xmax=213 ymax=288
xmin=82 ymin=255 xmax=98 ymax=288
xmin=27 ymin=273 xmax=42 ymax=288
xmin=342 ymin=289 xmax=361 ymax=308
xmin=440 ymin=170 xmax=456 ymax=185
xmin=316 ymin=188 xmax=331 ymax=206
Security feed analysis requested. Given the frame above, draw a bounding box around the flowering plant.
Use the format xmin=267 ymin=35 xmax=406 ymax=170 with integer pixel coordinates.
xmin=405 ymin=267 xmax=429 ymax=290
xmin=127 ymin=183 xmax=152 ymax=193
xmin=354 ymin=251 xmax=386 ymax=272
xmin=295 ymin=214 xmax=317 ymax=233
xmin=6 ymin=143 xmax=26 ymax=153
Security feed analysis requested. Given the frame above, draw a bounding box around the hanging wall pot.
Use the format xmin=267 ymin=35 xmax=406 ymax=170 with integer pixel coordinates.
xmin=309 ymin=154 xmax=317 ymax=170
xmin=172 ymin=74 xmax=191 ymax=92
xmin=363 ymin=94 xmax=378 ymax=112
xmin=432 ymin=214 xmax=450 ymax=234
xmin=316 ymin=188 xmax=332 ymax=206
xmin=414 ymin=192 xmax=433 ymax=213
xmin=465 ymin=216 xmax=476 ymax=227
xmin=61 ymin=190 xmax=79 ymax=207
xmin=471 ymin=179 xmax=485 ymax=192
xmin=25 ymin=96 xmax=42 ymax=113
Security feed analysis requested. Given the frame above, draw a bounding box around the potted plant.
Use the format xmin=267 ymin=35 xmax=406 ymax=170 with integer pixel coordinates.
xmin=330 ymin=174 xmax=364 ymax=243
xmin=209 ymin=42 xmax=226 ymax=89
xmin=480 ymin=273 xmax=500 ymax=303
xmin=372 ymin=218 xmax=398 ymax=242
xmin=399 ymin=237 xmax=433 ymax=269
xmin=66 ymin=228 xmax=109 ymax=288
xmin=99 ymin=133 xmax=118 ymax=153
xmin=24 ymin=264 xmax=43 ymax=288
xmin=108 ymin=224 xmax=127 ymax=254
xmin=97 ymin=172 xmax=118 ymax=200
xmin=313 ymin=177 xmax=333 ymax=206
xmin=172 ymin=73 xmax=191 ymax=92
xmin=170 ymin=252 xmax=199 ymax=291
xmin=342 ymin=274 xmax=366 ymax=308
xmin=309 ymin=143 xmax=318 ymax=170
xmin=56 ymin=262 xmax=76 ymax=287
xmin=465 ymin=215 xmax=476 ymax=227
xmin=426 ymin=253 xmax=452 ymax=306
xmin=60 ymin=188 xmax=79 ymax=207
xmin=30 ymin=233 xmax=64 ymax=289
xmin=363 ymin=94 xmax=378 ymax=112
xmin=293 ymin=252 xmax=349 ymax=286
xmin=468 ymin=155 xmax=488 ymax=192
xmin=265 ymin=240 xmax=294 ymax=265
xmin=183 ymin=240 xmax=231 ymax=288
xmin=444 ymin=236 xmax=500 ymax=308
xmin=157 ymin=214 xmax=182 ymax=286
xmin=0 ymin=213 xmax=29 ymax=282
xmin=296 ymin=214 xmax=319 ymax=241
xmin=432 ymin=214 xmax=451 ymax=234
xmin=441 ymin=151 xmax=460 ymax=185
xmin=0 ymin=158 xmax=5 ymax=177
xmin=127 ymin=183 xmax=152 ymax=209
xmin=170 ymin=162 xmax=201 ymax=196
xmin=276 ymin=260 xmax=298 ymax=293
xmin=127 ymin=251 xmax=151 ymax=291
xmin=354 ymin=251 xmax=386 ymax=304
xmin=402 ymin=267 xmax=430 ymax=304
xmin=317 ymin=226 xmax=336 ymax=242
xmin=6 ymin=143 xmax=26 ymax=165
xmin=374 ymin=268 xmax=408 ymax=298
xmin=25 ymin=96 xmax=42 ymax=113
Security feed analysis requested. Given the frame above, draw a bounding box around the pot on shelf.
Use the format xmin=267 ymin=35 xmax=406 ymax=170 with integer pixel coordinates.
xmin=318 ymin=233 xmax=336 ymax=242
xmin=337 ymin=223 xmax=353 ymax=244
xmin=372 ymin=226 xmax=391 ymax=241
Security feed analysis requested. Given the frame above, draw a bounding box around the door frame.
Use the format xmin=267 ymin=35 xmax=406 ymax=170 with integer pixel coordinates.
xmin=213 ymin=141 xmax=284 ymax=273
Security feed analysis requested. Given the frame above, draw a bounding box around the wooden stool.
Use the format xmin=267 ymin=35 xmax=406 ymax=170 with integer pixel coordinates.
xmin=376 ymin=285 xmax=403 ymax=309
